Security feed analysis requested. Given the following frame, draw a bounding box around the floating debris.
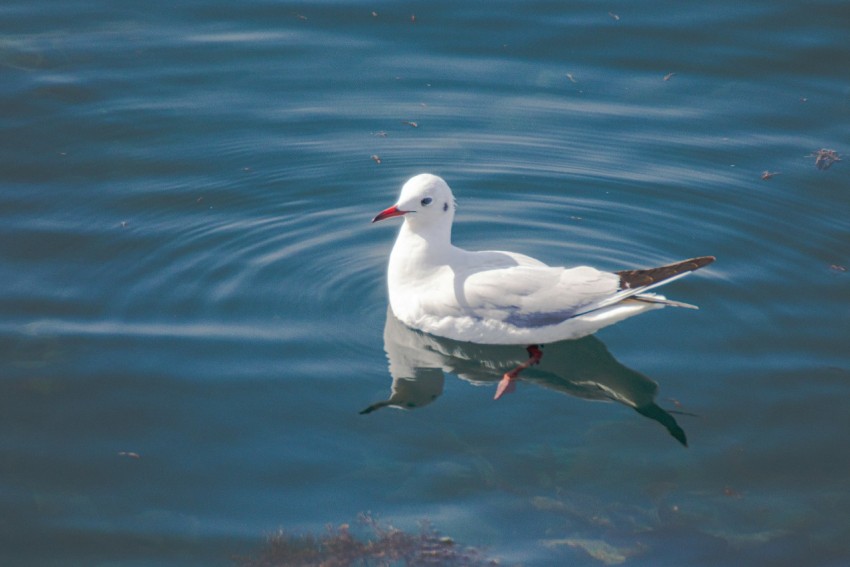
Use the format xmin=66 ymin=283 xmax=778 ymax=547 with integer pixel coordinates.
xmin=705 ymin=527 xmax=791 ymax=548
xmin=663 ymin=72 xmax=676 ymax=81
xmin=117 ymin=451 xmax=140 ymax=459
xmin=372 ymin=131 xmax=387 ymax=137
xmin=543 ymin=537 xmax=634 ymax=565
xmin=411 ymin=14 xmax=416 ymax=24
xmin=402 ymin=120 xmax=419 ymax=128
xmin=235 ymin=515 xmax=501 ymax=567
xmin=829 ymin=264 xmax=847 ymax=273
xmin=608 ymin=12 xmax=620 ymax=21
xmin=809 ymin=148 xmax=841 ymax=170
xmin=761 ymin=171 xmax=780 ymax=180
xmin=371 ymin=11 xmax=378 ymax=17
xmin=370 ymin=154 xmax=381 ymax=164
xmin=723 ymin=486 xmax=744 ymax=499
xmin=566 ymin=73 xmax=577 ymax=83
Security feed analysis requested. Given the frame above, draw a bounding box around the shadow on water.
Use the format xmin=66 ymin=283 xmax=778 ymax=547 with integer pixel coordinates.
xmin=363 ymin=309 xmax=688 ymax=446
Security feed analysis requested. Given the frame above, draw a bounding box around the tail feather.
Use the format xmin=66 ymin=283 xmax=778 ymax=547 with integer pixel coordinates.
xmin=631 ymin=293 xmax=699 ymax=310
xmin=573 ymin=255 xmax=714 ymax=318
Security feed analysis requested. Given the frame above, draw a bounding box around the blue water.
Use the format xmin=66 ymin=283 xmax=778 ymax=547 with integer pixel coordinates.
xmin=1 ymin=1 xmax=849 ymax=565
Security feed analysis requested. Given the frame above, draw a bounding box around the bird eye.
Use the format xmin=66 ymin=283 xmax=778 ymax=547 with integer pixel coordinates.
xmin=420 ymin=197 xmax=433 ymax=206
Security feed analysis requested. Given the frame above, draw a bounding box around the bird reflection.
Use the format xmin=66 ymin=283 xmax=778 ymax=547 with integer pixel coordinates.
xmin=362 ymin=309 xmax=688 ymax=446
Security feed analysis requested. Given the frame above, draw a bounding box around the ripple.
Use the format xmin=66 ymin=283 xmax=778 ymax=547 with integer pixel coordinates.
xmin=72 ymin=194 xmax=391 ymax=354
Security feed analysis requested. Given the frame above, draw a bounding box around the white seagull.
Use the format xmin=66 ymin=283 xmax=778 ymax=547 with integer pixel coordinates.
xmin=372 ymin=174 xmax=714 ymax=398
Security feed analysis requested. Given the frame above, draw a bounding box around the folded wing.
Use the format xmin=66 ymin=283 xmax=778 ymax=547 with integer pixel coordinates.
xmin=458 ymin=255 xmax=715 ymax=328
xmin=461 ymin=264 xmax=621 ymax=327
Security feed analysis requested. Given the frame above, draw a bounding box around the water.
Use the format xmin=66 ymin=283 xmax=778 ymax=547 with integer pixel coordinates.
xmin=1 ymin=1 xmax=848 ymax=565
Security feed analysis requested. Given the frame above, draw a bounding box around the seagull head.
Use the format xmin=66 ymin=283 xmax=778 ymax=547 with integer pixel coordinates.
xmin=372 ymin=174 xmax=456 ymax=227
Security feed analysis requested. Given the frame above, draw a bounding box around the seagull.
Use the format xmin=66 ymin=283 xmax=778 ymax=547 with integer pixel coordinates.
xmin=372 ymin=174 xmax=714 ymax=398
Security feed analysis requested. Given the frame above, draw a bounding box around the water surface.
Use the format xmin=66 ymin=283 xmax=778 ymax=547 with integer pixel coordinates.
xmin=1 ymin=1 xmax=849 ymax=565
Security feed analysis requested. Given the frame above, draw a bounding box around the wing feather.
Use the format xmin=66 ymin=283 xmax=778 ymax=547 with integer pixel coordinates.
xmin=460 ymin=264 xmax=620 ymax=325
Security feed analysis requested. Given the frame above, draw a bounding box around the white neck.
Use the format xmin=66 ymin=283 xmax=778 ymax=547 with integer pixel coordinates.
xmin=389 ymin=215 xmax=455 ymax=279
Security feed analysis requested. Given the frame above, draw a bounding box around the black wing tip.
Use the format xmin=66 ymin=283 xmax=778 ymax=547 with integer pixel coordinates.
xmin=617 ymin=255 xmax=716 ymax=289
xmin=663 ymin=255 xmax=716 ymax=272
xmin=635 ymin=403 xmax=689 ymax=447
xmin=689 ymin=255 xmax=716 ymax=269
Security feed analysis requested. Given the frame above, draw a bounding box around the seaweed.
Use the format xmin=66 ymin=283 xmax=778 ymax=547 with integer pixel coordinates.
xmin=234 ymin=514 xmax=501 ymax=567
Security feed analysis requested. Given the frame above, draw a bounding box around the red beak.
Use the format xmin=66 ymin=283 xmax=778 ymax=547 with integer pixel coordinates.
xmin=372 ymin=205 xmax=408 ymax=223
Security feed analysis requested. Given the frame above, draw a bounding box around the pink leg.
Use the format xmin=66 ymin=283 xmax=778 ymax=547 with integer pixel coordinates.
xmin=494 ymin=345 xmax=543 ymax=400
